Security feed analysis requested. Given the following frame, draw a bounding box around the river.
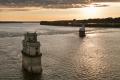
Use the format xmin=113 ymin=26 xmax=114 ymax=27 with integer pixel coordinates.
xmin=0 ymin=23 xmax=120 ymax=80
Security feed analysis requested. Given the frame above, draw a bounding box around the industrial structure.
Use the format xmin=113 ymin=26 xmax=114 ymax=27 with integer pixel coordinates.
xmin=21 ymin=32 xmax=42 ymax=74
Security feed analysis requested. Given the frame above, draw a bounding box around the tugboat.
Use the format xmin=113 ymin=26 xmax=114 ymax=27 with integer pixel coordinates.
xmin=79 ymin=24 xmax=86 ymax=37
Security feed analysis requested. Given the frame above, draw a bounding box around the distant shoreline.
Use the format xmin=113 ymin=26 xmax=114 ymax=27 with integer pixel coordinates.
xmin=40 ymin=17 xmax=120 ymax=28
xmin=0 ymin=17 xmax=120 ymax=28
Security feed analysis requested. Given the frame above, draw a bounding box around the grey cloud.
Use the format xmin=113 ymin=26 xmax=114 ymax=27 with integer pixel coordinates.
xmin=92 ymin=0 xmax=120 ymax=2
xmin=0 ymin=0 xmax=89 ymax=6
xmin=0 ymin=0 xmax=119 ymax=8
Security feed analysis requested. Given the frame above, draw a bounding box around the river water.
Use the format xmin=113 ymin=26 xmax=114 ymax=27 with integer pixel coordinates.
xmin=0 ymin=23 xmax=120 ymax=80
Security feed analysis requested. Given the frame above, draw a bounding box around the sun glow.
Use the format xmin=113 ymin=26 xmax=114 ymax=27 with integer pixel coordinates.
xmin=86 ymin=5 xmax=96 ymax=14
xmin=81 ymin=5 xmax=100 ymax=19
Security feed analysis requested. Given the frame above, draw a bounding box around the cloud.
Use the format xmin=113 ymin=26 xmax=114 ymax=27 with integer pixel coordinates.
xmin=92 ymin=0 xmax=120 ymax=2
xmin=0 ymin=8 xmax=31 ymax=12
xmin=0 ymin=0 xmax=90 ymax=7
xmin=0 ymin=0 xmax=119 ymax=8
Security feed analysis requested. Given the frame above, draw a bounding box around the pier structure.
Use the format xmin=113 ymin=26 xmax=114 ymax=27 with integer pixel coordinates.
xmin=79 ymin=24 xmax=86 ymax=37
xmin=21 ymin=32 xmax=42 ymax=74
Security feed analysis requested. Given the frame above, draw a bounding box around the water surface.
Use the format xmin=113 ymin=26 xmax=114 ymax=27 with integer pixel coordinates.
xmin=0 ymin=23 xmax=120 ymax=80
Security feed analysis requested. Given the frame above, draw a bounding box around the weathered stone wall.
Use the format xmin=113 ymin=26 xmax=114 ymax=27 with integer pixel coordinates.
xmin=22 ymin=32 xmax=42 ymax=74
xmin=22 ymin=55 xmax=42 ymax=73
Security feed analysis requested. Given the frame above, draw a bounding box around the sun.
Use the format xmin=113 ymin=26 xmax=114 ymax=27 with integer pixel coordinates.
xmin=86 ymin=5 xmax=96 ymax=14
xmin=81 ymin=5 xmax=98 ymax=18
xmin=84 ymin=5 xmax=97 ymax=14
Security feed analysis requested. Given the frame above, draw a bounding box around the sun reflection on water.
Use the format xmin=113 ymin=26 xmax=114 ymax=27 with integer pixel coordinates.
xmin=73 ymin=34 xmax=109 ymax=79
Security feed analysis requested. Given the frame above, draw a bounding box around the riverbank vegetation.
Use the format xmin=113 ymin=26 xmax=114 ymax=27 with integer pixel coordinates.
xmin=40 ymin=17 xmax=120 ymax=27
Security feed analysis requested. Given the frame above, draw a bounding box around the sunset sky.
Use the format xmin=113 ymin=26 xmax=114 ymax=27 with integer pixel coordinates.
xmin=0 ymin=0 xmax=120 ymax=21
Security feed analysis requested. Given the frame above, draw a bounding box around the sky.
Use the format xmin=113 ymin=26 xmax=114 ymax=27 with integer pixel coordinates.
xmin=0 ymin=0 xmax=120 ymax=8
xmin=0 ymin=0 xmax=120 ymax=21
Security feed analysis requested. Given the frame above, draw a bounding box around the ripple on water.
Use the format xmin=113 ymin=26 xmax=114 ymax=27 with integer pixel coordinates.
xmin=0 ymin=24 xmax=120 ymax=80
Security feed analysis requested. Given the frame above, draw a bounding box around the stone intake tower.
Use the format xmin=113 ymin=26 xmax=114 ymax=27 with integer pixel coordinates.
xmin=21 ymin=32 xmax=42 ymax=74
